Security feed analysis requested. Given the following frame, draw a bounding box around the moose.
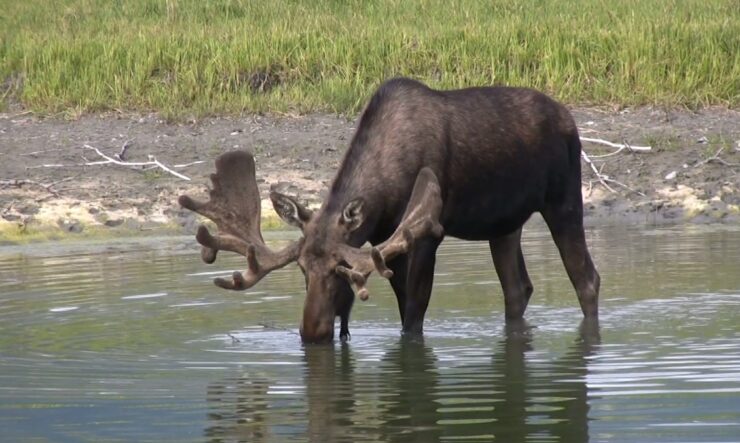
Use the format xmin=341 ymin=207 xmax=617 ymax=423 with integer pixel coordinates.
xmin=179 ymin=77 xmax=600 ymax=344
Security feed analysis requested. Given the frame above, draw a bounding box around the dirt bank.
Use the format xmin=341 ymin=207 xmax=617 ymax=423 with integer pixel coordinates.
xmin=1 ymin=107 xmax=738 ymax=243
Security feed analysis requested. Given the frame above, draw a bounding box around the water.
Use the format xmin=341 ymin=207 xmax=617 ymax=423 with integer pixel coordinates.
xmin=1 ymin=221 xmax=739 ymax=442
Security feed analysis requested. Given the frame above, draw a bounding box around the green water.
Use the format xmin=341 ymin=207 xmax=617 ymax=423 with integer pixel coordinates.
xmin=1 ymin=222 xmax=739 ymax=442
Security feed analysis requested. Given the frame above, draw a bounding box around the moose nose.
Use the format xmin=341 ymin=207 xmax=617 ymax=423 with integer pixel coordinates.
xmin=299 ymin=319 xmax=335 ymax=344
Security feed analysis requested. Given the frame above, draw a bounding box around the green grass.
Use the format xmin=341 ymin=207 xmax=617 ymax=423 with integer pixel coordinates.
xmin=1 ymin=0 xmax=738 ymax=117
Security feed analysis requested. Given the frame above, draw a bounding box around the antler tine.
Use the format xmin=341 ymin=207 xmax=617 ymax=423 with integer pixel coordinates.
xmin=335 ymin=167 xmax=444 ymax=300
xmin=179 ymin=150 xmax=301 ymax=290
xmin=370 ymin=217 xmax=444 ymax=279
xmin=335 ymin=265 xmax=371 ymax=301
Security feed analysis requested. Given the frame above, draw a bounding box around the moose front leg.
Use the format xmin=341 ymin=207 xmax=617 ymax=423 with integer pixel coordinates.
xmin=402 ymin=236 xmax=441 ymax=335
xmin=386 ymin=255 xmax=409 ymax=325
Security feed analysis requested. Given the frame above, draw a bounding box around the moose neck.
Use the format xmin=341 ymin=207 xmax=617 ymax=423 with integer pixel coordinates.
xmin=319 ymin=148 xmax=386 ymax=247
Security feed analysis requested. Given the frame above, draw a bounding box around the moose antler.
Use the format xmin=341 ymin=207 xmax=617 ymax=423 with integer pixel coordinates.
xmin=178 ymin=151 xmax=301 ymax=290
xmin=336 ymin=167 xmax=444 ymax=300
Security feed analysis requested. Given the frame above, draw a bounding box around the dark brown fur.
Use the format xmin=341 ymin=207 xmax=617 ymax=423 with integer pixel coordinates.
xmin=277 ymin=78 xmax=600 ymax=343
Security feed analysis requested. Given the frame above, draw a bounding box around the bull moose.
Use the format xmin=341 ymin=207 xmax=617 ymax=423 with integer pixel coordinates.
xmin=179 ymin=77 xmax=600 ymax=343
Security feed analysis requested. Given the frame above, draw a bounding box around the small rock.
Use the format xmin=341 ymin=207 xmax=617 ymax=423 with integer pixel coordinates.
xmin=104 ymin=219 xmax=124 ymax=227
xmin=664 ymin=171 xmax=678 ymax=180
xmin=697 ymin=136 xmax=709 ymax=144
xmin=57 ymin=218 xmax=83 ymax=233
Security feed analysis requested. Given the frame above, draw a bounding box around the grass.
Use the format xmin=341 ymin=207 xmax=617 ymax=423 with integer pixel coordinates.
xmin=1 ymin=0 xmax=738 ymax=118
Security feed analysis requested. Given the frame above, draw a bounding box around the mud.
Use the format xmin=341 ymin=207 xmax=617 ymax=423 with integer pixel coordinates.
xmin=1 ymin=107 xmax=738 ymax=243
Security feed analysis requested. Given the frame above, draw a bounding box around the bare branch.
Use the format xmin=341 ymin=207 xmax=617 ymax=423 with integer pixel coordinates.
xmin=693 ymin=147 xmax=739 ymax=168
xmin=22 ymin=145 xmax=191 ymax=180
xmin=580 ymin=136 xmax=652 ymax=154
xmin=173 ymin=160 xmax=206 ymax=168
xmin=115 ymin=139 xmax=134 ymax=161
xmin=580 ymin=151 xmax=616 ymax=193
xmin=0 ymin=178 xmax=65 ymax=197
xmin=20 ymin=148 xmax=67 ymax=157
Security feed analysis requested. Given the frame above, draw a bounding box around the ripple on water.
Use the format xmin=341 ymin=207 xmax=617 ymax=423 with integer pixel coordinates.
xmin=0 ymin=228 xmax=739 ymax=442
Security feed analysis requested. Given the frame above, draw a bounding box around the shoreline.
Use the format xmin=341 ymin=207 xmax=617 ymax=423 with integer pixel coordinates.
xmin=1 ymin=107 xmax=738 ymax=245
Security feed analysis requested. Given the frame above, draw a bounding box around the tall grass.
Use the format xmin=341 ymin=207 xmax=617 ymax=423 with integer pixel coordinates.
xmin=1 ymin=0 xmax=738 ymax=117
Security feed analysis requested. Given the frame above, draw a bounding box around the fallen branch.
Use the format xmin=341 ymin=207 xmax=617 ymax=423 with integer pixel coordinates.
xmin=580 ymin=137 xmax=652 ymax=158
xmin=24 ymin=145 xmax=191 ymax=180
xmin=20 ymin=148 xmax=67 ymax=157
xmin=173 ymin=160 xmax=206 ymax=168
xmin=601 ymin=176 xmax=646 ymax=197
xmin=693 ymin=147 xmax=739 ymax=168
xmin=82 ymin=144 xmax=190 ymax=180
xmin=115 ymin=139 xmax=134 ymax=161
xmin=0 ymin=178 xmax=70 ymax=197
xmin=580 ymin=151 xmax=615 ymax=193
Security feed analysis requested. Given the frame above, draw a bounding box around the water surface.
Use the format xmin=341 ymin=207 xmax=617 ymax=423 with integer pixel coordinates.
xmin=1 ymin=222 xmax=739 ymax=442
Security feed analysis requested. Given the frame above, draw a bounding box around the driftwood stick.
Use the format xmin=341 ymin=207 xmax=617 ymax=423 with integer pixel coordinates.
xmin=602 ymin=177 xmax=646 ymax=197
xmin=23 ymin=145 xmax=191 ymax=180
xmin=20 ymin=148 xmax=67 ymax=157
xmin=0 ymin=179 xmax=62 ymax=197
xmin=580 ymin=137 xmax=652 ymax=153
xmin=173 ymin=160 xmax=206 ymax=168
xmin=580 ymin=151 xmax=616 ymax=193
xmin=693 ymin=147 xmax=739 ymax=168
xmin=115 ymin=139 xmax=134 ymax=161
xmin=82 ymin=144 xmax=190 ymax=180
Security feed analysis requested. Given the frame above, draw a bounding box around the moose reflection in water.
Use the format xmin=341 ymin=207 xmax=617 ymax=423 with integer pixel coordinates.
xmin=204 ymin=320 xmax=600 ymax=442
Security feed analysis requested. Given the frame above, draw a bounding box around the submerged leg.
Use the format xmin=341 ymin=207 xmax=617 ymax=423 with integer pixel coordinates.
xmin=542 ymin=207 xmax=600 ymax=318
xmin=402 ymin=237 xmax=441 ymax=335
xmin=387 ymin=255 xmax=409 ymax=325
xmin=489 ymin=228 xmax=534 ymax=320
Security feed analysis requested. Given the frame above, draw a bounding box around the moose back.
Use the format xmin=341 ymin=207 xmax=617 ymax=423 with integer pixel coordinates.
xmin=179 ymin=77 xmax=600 ymax=343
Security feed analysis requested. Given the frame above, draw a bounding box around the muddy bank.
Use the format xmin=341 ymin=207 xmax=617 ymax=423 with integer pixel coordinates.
xmin=1 ymin=107 xmax=738 ymax=243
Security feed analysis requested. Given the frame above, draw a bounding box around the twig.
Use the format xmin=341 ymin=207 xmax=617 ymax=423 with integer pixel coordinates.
xmin=581 ymin=137 xmax=652 ymax=159
xmin=693 ymin=147 xmax=739 ymax=168
xmin=580 ymin=137 xmax=652 ymax=152
xmin=83 ymin=143 xmax=191 ymax=179
xmin=25 ymin=145 xmax=191 ymax=180
xmin=226 ymin=333 xmax=242 ymax=343
xmin=20 ymin=148 xmax=67 ymax=157
xmin=601 ymin=176 xmax=646 ymax=197
xmin=173 ymin=160 xmax=206 ymax=168
xmin=1 ymin=200 xmax=17 ymax=215
xmin=115 ymin=139 xmax=134 ymax=161
xmin=0 ymin=179 xmax=62 ymax=197
xmin=257 ymin=322 xmax=300 ymax=336
xmin=581 ymin=151 xmax=616 ymax=193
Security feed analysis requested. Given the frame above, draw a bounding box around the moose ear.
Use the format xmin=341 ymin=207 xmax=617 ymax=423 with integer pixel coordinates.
xmin=340 ymin=198 xmax=365 ymax=232
xmin=270 ymin=191 xmax=313 ymax=230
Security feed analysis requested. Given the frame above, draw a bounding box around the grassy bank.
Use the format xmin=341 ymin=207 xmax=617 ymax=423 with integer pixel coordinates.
xmin=1 ymin=0 xmax=738 ymax=117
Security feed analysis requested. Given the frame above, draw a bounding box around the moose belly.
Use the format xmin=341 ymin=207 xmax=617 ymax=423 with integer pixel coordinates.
xmin=441 ymin=184 xmax=544 ymax=241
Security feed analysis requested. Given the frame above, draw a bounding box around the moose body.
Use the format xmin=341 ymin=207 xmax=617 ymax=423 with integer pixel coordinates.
xmin=180 ymin=78 xmax=600 ymax=343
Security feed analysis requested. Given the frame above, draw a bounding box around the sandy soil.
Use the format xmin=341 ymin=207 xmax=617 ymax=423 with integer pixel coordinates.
xmin=1 ymin=107 xmax=738 ymax=242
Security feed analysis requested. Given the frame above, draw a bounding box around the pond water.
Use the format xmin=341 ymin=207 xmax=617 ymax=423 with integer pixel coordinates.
xmin=1 ymin=221 xmax=739 ymax=442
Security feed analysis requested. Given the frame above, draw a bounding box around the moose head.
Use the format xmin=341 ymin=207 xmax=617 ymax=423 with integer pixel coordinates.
xmin=179 ymin=150 xmax=443 ymax=343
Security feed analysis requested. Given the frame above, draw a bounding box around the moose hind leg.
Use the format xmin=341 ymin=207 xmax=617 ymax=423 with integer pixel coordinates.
xmin=402 ymin=237 xmax=441 ymax=335
xmin=542 ymin=208 xmax=600 ymax=318
xmin=490 ymin=228 xmax=534 ymax=320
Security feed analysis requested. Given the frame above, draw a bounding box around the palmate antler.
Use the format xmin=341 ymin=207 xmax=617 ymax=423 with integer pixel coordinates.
xmin=178 ymin=151 xmax=301 ymax=290
xmin=335 ymin=167 xmax=445 ymax=300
